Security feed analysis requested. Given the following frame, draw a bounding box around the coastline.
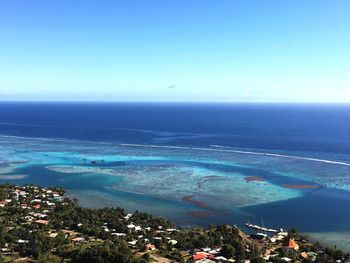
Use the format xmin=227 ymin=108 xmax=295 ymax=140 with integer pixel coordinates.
xmin=1 ymin=183 xmax=349 ymax=263
xmin=1 ymin=133 xmax=350 ymax=251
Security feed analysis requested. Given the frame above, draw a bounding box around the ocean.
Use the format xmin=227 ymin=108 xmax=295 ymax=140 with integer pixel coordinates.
xmin=0 ymin=102 xmax=350 ymax=250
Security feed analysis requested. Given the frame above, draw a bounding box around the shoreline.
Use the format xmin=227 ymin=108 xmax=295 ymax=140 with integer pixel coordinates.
xmin=1 ymin=183 xmax=349 ymax=263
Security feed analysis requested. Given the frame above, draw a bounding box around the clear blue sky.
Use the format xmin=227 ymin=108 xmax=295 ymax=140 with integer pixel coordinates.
xmin=0 ymin=0 xmax=349 ymax=102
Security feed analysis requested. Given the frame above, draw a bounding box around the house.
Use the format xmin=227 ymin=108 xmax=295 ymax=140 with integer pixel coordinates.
xmin=111 ymin=233 xmax=126 ymax=237
xmin=197 ymin=259 xmax=215 ymax=263
xmin=194 ymin=253 xmax=207 ymax=261
xmin=72 ymin=237 xmax=85 ymax=243
xmin=307 ymin=252 xmax=318 ymax=261
xmin=62 ymin=230 xmax=78 ymax=236
xmin=25 ymin=216 xmax=34 ymax=222
xmin=127 ymin=240 xmax=137 ymax=247
xmin=54 ymin=196 xmax=63 ymax=201
xmin=146 ymin=244 xmax=156 ymax=250
xmin=35 ymin=219 xmax=49 ymax=225
xmin=124 ymin=213 xmax=133 ymax=220
xmin=287 ymin=238 xmax=299 ymax=250
xmin=31 ymin=212 xmax=47 ymax=218
xmin=168 ymin=239 xmax=178 ymax=245
xmin=17 ymin=239 xmax=29 ymax=244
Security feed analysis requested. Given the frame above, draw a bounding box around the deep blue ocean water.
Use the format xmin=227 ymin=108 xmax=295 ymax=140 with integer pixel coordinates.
xmin=0 ymin=102 xmax=349 ymax=154
xmin=1 ymin=102 xmax=350 ymax=250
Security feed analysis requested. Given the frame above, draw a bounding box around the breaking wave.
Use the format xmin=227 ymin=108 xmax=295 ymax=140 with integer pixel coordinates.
xmin=120 ymin=143 xmax=350 ymax=167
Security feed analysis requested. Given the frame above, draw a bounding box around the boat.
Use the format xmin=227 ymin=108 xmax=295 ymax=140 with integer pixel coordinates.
xmin=245 ymin=222 xmax=277 ymax=233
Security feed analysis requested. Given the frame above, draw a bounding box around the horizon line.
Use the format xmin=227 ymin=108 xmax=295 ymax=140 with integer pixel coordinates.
xmin=0 ymin=100 xmax=349 ymax=104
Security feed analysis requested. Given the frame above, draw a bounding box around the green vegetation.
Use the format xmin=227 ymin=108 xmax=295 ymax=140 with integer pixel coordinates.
xmin=0 ymin=184 xmax=349 ymax=263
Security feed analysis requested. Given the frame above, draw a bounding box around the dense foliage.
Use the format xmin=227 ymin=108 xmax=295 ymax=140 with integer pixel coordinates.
xmin=0 ymin=184 xmax=349 ymax=263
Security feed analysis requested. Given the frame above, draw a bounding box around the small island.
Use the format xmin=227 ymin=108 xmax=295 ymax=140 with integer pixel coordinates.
xmin=0 ymin=184 xmax=348 ymax=263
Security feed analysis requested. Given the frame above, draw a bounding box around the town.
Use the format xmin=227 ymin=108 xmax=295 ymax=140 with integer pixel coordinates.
xmin=0 ymin=184 xmax=348 ymax=263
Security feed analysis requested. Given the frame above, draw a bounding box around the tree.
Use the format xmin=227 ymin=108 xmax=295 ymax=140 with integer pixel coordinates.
xmin=269 ymin=256 xmax=287 ymax=263
xmin=141 ymin=253 xmax=151 ymax=261
xmin=25 ymin=232 xmax=52 ymax=259
xmin=166 ymin=249 xmax=184 ymax=263
xmin=221 ymin=244 xmax=236 ymax=259
xmin=71 ymin=242 xmax=134 ymax=263
xmin=251 ymin=257 xmax=266 ymax=263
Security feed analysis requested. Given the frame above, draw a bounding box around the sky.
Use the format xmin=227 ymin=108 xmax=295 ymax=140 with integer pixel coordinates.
xmin=0 ymin=0 xmax=349 ymax=102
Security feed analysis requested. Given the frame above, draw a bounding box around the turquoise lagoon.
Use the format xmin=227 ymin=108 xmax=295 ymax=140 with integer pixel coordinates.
xmin=1 ymin=135 xmax=350 ymax=250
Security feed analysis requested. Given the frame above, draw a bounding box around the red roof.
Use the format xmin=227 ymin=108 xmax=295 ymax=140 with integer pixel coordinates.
xmin=193 ymin=254 xmax=207 ymax=260
xmin=288 ymin=238 xmax=299 ymax=249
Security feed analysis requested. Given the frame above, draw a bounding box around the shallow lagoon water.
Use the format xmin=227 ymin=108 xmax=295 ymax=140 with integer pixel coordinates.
xmin=0 ymin=102 xmax=350 ymax=250
xmin=1 ymin=135 xmax=350 ymax=250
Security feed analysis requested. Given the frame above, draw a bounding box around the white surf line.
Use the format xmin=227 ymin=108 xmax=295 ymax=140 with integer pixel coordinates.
xmin=120 ymin=143 xmax=350 ymax=167
xmin=1 ymin=135 xmax=349 ymax=167
xmin=209 ymin=145 xmax=350 ymax=167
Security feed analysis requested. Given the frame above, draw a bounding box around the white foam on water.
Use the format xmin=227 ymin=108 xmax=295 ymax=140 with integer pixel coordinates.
xmin=2 ymin=135 xmax=350 ymax=167
xmin=119 ymin=143 xmax=350 ymax=167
